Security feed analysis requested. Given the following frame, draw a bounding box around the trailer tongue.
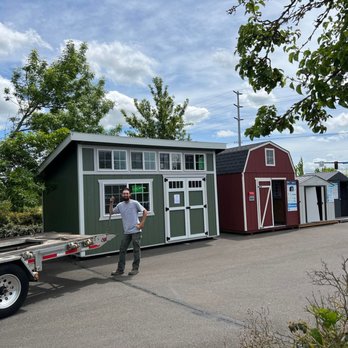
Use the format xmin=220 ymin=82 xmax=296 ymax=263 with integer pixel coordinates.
xmin=0 ymin=233 xmax=114 ymax=319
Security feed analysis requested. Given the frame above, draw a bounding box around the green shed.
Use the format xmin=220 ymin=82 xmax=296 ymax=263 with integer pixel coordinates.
xmin=38 ymin=132 xmax=226 ymax=256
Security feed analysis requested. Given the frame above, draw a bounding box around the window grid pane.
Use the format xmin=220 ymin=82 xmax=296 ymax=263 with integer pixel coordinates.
xmin=160 ymin=153 xmax=170 ymax=170
xmin=129 ymin=183 xmax=150 ymax=211
xmin=195 ymin=154 xmax=205 ymax=170
xmin=185 ymin=154 xmax=194 ymax=170
xmin=171 ymin=154 xmax=182 ymax=170
xmin=104 ymin=184 xmax=125 ymax=214
xmin=113 ymin=150 xmax=126 ymax=170
xmin=144 ymin=152 xmax=156 ymax=170
xmin=99 ymin=150 xmax=112 ymax=169
xmin=131 ymin=152 xmax=143 ymax=170
xmin=266 ymin=150 xmax=274 ymax=165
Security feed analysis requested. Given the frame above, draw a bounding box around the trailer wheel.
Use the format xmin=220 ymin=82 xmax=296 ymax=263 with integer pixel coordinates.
xmin=0 ymin=264 xmax=29 ymax=319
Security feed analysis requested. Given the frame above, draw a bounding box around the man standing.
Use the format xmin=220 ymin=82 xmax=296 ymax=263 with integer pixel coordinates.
xmin=109 ymin=187 xmax=148 ymax=276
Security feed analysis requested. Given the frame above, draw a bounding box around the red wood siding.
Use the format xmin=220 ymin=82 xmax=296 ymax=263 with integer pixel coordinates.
xmin=245 ymin=144 xmax=295 ymax=177
xmin=217 ymin=174 xmax=244 ymax=232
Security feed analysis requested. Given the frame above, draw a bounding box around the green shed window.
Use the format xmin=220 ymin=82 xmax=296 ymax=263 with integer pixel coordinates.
xmin=159 ymin=153 xmax=170 ymax=170
xmin=171 ymin=153 xmax=182 ymax=170
xmin=100 ymin=179 xmax=153 ymax=219
xmin=131 ymin=152 xmax=143 ymax=170
xmin=185 ymin=154 xmax=194 ymax=170
xmin=98 ymin=149 xmax=127 ymax=171
xmin=144 ymin=152 xmax=156 ymax=170
xmin=184 ymin=154 xmax=205 ymax=171
xmin=98 ymin=150 xmax=112 ymax=169
xmin=113 ymin=150 xmax=127 ymax=170
xmin=131 ymin=151 xmax=156 ymax=170
xmin=195 ymin=154 xmax=205 ymax=170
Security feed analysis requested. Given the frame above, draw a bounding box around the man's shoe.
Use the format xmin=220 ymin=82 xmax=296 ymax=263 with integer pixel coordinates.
xmin=128 ymin=269 xmax=139 ymax=276
xmin=111 ymin=269 xmax=124 ymax=276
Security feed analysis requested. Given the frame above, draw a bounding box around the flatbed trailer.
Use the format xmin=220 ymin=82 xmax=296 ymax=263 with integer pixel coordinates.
xmin=0 ymin=232 xmax=114 ymax=319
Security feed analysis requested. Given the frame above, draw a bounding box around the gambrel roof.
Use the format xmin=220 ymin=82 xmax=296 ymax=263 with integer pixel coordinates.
xmin=216 ymin=141 xmax=294 ymax=174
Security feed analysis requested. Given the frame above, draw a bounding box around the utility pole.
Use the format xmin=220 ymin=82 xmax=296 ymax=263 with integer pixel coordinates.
xmin=233 ymin=90 xmax=243 ymax=147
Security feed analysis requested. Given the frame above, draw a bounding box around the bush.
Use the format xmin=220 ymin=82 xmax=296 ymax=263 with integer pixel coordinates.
xmin=0 ymin=206 xmax=43 ymax=239
xmin=0 ymin=200 xmax=12 ymax=225
xmin=7 ymin=207 xmax=42 ymax=225
xmin=0 ymin=223 xmax=43 ymax=239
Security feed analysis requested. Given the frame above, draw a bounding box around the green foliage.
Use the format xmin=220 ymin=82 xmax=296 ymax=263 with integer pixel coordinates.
xmin=122 ymin=77 xmax=191 ymax=140
xmin=0 ymin=206 xmax=42 ymax=239
xmin=315 ymin=166 xmax=336 ymax=173
xmin=1 ymin=41 xmax=115 ymax=211
xmin=6 ymin=41 xmax=115 ymax=135
xmin=229 ymin=0 xmax=348 ymax=139
xmin=0 ymin=224 xmax=43 ymax=239
xmin=295 ymin=157 xmax=304 ymax=176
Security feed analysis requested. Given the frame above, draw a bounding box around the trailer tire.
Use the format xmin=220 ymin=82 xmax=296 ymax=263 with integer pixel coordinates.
xmin=0 ymin=264 xmax=29 ymax=319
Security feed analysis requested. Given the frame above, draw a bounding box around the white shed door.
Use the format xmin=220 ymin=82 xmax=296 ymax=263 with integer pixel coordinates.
xmin=305 ymin=187 xmax=320 ymax=222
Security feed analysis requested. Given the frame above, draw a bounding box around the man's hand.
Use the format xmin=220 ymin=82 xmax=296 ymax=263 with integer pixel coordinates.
xmin=110 ymin=196 xmax=115 ymax=204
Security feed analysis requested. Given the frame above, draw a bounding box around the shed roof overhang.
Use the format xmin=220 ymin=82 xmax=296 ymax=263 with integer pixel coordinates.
xmin=38 ymin=132 xmax=227 ymax=174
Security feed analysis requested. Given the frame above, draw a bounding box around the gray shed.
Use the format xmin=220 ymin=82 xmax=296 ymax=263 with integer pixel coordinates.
xmin=297 ymin=175 xmax=335 ymax=224
xmin=310 ymin=172 xmax=348 ymax=218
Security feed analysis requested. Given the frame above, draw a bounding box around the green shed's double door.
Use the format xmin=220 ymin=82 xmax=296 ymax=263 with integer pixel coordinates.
xmin=164 ymin=177 xmax=208 ymax=242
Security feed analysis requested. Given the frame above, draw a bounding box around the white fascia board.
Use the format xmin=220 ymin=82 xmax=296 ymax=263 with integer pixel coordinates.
xmin=38 ymin=132 xmax=226 ymax=174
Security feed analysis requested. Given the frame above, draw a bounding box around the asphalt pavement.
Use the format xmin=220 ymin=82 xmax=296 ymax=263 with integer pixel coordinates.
xmin=1 ymin=222 xmax=348 ymax=347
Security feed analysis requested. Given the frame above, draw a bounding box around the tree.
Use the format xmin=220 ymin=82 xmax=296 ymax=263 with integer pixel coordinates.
xmin=229 ymin=0 xmax=348 ymax=139
xmin=121 ymin=77 xmax=191 ymax=140
xmin=5 ymin=41 xmax=114 ymax=135
xmin=315 ymin=166 xmax=336 ymax=173
xmin=1 ymin=41 xmax=115 ymax=211
xmin=295 ymin=157 xmax=304 ymax=176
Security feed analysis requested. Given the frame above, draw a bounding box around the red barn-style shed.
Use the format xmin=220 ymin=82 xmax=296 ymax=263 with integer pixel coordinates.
xmin=216 ymin=142 xmax=300 ymax=233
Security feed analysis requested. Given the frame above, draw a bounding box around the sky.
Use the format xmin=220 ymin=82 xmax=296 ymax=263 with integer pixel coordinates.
xmin=0 ymin=0 xmax=347 ymax=173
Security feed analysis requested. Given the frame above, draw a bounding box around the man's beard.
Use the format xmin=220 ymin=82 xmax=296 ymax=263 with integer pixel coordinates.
xmin=123 ymin=197 xmax=130 ymax=201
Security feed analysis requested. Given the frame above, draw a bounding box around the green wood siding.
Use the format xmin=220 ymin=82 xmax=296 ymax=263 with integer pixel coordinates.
xmin=207 ymin=153 xmax=214 ymax=171
xmin=206 ymin=174 xmax=218 ymax=236
xmin=84 ymin=174 xmax=166 ymax=255
xmin=43 ymin=148 xmax=79 ymax=233
xmin=82 ymin=148 xmax=94 ymax=171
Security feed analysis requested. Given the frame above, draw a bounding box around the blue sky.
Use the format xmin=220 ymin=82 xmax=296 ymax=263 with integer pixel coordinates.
xmin=0 ymin=0 xmax=347 ymax=173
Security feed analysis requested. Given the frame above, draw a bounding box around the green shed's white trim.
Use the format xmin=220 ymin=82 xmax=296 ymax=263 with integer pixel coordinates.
xmin=39 ymin=132 xmax=226 ymax=174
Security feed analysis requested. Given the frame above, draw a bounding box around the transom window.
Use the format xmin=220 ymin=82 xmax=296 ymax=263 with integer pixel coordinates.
xmin=185 ymin=154 xmax=205 ymax=171
xmin=159 ymin=153 xmax=182 ymax=171
xmin=98 ymin=150 xmax=127 ymax=170
xmin=265 ymin=148 xmax=275 ymax=166
xmin=99 ymin=180 xmax=153 ymax=218
xmin=131 ymin=151 xmax=156 ymax=170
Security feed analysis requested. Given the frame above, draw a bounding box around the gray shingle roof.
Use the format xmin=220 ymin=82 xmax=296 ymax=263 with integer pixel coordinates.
xmin=306 ymin=171 xmax=348 ymax=182
xmin=216 ymin=142 xmax=269 ymax=174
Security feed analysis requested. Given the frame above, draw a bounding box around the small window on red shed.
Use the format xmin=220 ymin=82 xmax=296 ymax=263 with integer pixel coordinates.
xmin=265 ymin=148 xmax=275 ymax=166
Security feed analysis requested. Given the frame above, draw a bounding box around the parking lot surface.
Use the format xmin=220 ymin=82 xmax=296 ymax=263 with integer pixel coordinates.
xmin=1 ymin=222 xmax=348 ymax=347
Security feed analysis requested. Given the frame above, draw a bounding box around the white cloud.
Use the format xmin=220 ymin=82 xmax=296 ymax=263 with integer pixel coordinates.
xmin=325 ymin=112 xmax=348 ymax=131
xmin=85 ymin=41 xmax=157 ymax=86
xmin=240 ymin=88 xmax=277 ymax=108
xmin=184 ymin=106 xmax=209 ymax=124
xmin=101 ymin=90 xmax=137 ymax=129
xmin=212 ymin=48 xmax=237 ymax=70
xmin=216 ymin=130 xmax=236 ymax=138
xmin=0 ymin=76 xmax=17 ymax=129
xmin=0 ymin=22 xmax=51 ymax=59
